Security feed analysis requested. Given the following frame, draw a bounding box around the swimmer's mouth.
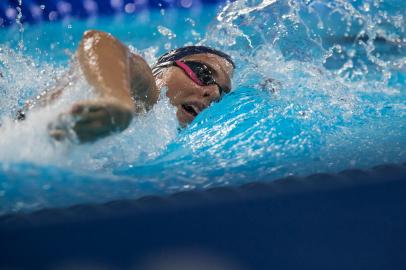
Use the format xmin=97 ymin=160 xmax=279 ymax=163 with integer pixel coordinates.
xmin=182 ymin=104 xmax=200 ymax=117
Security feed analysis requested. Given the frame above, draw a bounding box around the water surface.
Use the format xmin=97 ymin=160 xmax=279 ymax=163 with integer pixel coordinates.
xmin=0 ymin=0 xmax=405 ymax=214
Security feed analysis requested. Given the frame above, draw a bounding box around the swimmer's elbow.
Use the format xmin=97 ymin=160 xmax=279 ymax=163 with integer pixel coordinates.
xmin=82 ymin=29 xmax=106 ymax=39
xmin=80 ymin=30 xmax=116 ymax=48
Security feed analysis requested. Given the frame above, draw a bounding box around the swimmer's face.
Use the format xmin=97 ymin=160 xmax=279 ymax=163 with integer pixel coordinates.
xmin=161 ymin=53 xmax=233 ymax=126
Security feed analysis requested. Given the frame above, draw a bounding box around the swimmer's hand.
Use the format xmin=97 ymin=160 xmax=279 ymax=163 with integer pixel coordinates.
xmin=48 ymin=99 xmax=133 ymax=143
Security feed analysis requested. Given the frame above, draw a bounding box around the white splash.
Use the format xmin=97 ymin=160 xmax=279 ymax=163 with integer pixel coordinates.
xmin=0 ymin=48 xmax=178 ymax=172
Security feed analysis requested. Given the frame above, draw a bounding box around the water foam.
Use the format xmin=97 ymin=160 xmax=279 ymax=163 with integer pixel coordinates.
xmin=0 ymin=48 xmax=178 ymax=173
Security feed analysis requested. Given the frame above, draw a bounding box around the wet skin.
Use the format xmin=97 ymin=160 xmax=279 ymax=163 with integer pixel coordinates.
xmin=160 ymin=53 xmax=233 ymax=126
xmin=47 ymin=30 xmax=233 ymax=143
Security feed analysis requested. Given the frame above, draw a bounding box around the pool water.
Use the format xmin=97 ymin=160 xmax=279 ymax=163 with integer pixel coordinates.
xmin=0 ymin=0 xmax=405 ymax=214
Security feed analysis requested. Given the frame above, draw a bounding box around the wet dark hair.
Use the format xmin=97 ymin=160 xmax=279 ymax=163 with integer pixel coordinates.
xmin=152 ymin=45 xmax=235 ymax=76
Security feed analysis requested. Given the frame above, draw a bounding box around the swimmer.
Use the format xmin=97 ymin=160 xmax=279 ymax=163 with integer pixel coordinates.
xmin=20 ymin=30 xmax=235 ymax=143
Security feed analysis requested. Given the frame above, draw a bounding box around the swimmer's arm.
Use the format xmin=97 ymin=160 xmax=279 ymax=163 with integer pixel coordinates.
xmin=77 ymin=30 xmax=159 ymax=111
xmin=49 ymin=30 xmax=159 ymax=143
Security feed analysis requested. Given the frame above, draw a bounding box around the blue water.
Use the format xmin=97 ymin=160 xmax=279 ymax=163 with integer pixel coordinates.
xmin=0 ymin=0 xmax=405 ymax=214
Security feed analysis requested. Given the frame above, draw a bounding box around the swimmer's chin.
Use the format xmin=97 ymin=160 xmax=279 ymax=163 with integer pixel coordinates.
xmin=176 ymin=107 xmax=195 ymax=127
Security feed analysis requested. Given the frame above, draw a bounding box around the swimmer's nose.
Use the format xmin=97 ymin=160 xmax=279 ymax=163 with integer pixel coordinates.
xmin=202 ymin=84 xmax=221 ymax=102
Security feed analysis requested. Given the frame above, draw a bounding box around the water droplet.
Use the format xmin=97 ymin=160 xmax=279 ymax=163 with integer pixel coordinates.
xmin=185 ymin=18 xmax=196 ymax=27
xmin=164 ymin=43 xmax=171 ymax=50
xmin=347 ymin=49 xmax=356 ymax=58
xmin=157 ymin=26 xmax=176 ymax=39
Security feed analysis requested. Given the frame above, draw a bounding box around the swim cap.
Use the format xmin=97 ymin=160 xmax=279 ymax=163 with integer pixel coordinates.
xmin=152 ymin=45 xmax=235 ymax=76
